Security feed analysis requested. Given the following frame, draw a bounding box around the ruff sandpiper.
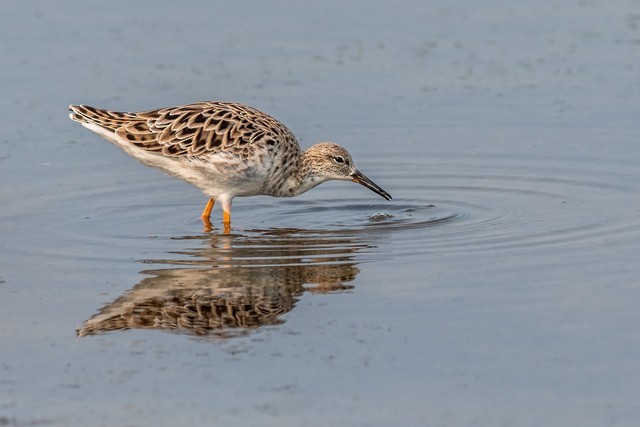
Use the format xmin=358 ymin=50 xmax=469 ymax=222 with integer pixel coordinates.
xmin=69 ymin=101 xmax=391 ymax=232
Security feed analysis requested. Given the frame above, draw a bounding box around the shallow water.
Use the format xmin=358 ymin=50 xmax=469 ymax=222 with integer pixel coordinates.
xmin=2 ymin=1 xmax=640 ymax=426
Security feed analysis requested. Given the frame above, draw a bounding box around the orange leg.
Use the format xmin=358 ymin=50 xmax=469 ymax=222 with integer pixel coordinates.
xmin=201 ymin=198 xmax=214 ymax=232
xmin=222 ymin=209 xmax=231 ymax=234
xmin=201 ymin=198 xmax=214 ymax=219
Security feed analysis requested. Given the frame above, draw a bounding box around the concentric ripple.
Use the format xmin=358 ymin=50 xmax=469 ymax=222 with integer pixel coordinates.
xmin=3 ymin=151 xmax=640 ymax=266
xmin=340 ymin=154 xmax=640 ymax=257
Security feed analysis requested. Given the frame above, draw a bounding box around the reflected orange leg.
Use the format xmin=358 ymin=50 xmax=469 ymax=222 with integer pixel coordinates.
xmin=201 ymin=198 xmax=214 ymax=232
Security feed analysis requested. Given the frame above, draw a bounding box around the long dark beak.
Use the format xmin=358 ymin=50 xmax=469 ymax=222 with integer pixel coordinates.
xmin=351 ymin=170 xmax=392 ymax=200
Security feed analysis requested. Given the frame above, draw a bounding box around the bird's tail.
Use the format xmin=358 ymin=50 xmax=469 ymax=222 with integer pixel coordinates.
xmin=68 ymin=104 xmax=135 ymax=133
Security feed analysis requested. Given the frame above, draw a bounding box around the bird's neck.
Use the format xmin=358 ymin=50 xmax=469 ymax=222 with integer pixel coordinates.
xmin=274 ymin=149 xmax=325 ymax=197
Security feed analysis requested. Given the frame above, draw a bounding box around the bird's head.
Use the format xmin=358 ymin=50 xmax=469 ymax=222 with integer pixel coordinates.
xmin=303 ymin=142 xmax=392 ymax=200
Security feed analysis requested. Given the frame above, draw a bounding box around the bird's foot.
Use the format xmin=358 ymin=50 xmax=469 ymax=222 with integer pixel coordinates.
xmin=201 ymin=216 xmax=213 ymax=233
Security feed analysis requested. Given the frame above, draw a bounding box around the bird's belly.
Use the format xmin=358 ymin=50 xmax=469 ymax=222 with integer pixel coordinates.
xmin=204 ymin=175 xmax=266 ymax=197
xmin=116 ymin=146 xmax=275 ymax=198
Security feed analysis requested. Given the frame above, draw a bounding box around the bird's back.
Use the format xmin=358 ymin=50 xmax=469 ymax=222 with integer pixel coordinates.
xmin=69 ymin=101 xmax=300 ymax=159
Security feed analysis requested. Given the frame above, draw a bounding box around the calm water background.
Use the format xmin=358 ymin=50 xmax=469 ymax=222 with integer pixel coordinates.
xmin=2 ymin=1 xmax=640 ymax=425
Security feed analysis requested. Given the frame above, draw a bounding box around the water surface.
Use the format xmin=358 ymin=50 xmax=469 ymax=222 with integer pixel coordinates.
xmin=2 ymin=1 xmax=640 ymax=426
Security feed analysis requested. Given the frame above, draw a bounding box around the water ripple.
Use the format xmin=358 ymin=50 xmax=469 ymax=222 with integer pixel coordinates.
xmin=2 ymin=153 xmax=639 ymax=263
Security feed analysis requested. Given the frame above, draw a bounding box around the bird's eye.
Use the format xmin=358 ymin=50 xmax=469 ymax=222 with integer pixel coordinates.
xmin=333 ymin=156 xmax=345 ymax=164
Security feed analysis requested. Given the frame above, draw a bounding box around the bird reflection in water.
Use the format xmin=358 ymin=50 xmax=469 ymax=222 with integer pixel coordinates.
xmin=78 ymin=228 xmax=370 ymax=339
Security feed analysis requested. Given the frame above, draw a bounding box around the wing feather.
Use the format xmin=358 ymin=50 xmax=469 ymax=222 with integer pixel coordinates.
xmin=69 ymin=101 xmax=298 ymax=159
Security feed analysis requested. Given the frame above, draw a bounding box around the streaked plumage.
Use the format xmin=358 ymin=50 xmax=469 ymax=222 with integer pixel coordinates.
xmin=69 ymin=101 xmax=391 ymax=231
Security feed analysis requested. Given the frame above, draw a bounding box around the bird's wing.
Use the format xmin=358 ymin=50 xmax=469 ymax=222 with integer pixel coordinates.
xmin=69 ymin=101 xmax=297 ymax=157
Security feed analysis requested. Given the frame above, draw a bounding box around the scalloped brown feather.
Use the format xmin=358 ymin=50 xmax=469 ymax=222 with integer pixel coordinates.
xmin=69 ymin=101 xmax=298 ymax=158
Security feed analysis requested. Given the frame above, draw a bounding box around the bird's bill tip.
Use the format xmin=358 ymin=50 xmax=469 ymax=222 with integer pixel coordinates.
xmin=351 ymin=171 xmax=392 ymax=200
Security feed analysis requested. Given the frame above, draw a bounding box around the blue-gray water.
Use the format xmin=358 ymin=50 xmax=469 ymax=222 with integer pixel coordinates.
xmin=2 ymin=1 xmax=640 ymax=426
